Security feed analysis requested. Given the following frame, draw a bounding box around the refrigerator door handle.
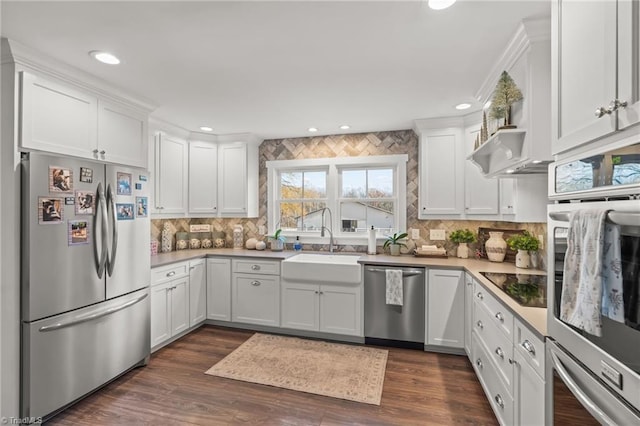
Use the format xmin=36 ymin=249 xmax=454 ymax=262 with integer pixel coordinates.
xmin=549 ymin=348 xmax=616 ymax=425
xmin=94 ymin=182 xmax=108 ymax=278
xmin=106 ymin=183 xmax=118 ymax=277
xmin=38 ymin=293 xmax=148 ymax=332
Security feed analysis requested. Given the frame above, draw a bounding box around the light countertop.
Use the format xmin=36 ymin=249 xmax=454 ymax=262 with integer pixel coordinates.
xmin=151 ymin=249 xmax=547 ymax=337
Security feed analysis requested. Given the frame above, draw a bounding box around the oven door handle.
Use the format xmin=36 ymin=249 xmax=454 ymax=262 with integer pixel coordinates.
xmin=549 ymin=211 xmax=640 ymax=227
xmin=549 ymin=349 xmax=616 ymax=426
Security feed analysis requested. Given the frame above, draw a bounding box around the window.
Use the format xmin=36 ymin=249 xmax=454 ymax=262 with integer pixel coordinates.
xmin=267 ymin=155 xmax=407 ymax=243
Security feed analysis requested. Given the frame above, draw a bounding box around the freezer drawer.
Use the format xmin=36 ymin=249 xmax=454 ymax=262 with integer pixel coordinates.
xmin=22 ymin=288 xmax=150 ymax=419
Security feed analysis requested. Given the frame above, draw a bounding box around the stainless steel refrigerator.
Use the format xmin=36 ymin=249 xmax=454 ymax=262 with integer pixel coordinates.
xmin=21 ymin=152 xmax=151 ymax=420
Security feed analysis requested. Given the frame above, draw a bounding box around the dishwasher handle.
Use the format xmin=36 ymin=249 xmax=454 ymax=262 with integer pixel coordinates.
xmin=367 ymin=268 xmax=424 ymax=277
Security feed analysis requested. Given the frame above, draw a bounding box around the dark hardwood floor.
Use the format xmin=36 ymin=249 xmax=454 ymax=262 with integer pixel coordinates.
xmin=48 ymin=326 xmax=497 ymax=425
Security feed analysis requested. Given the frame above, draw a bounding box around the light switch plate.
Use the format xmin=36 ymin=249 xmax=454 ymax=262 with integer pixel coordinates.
xmin=430 ymin=229 xmax=446 ymax=240
xmin=411 ymin=228 xmax=420 ymax=240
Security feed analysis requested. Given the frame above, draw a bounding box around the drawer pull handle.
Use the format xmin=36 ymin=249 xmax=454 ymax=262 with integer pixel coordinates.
xmin=476 ymin=359 xmax=483 ymax=369
xmin=476 ymin=292 xmax=484 ymax=300
xmin=495 ymin=347 xmax=505 ymax=359
xmin=166 ymin=271 xmax=176 ymax=277
xmin=476 ymin=320 xmax=484 ymax=330
xmin=251 ymin=264 xmax=261 ymax=270
xmin=251 ymin=280 xmax=261 ymax=286
xmin=509 ymin=358 xmax=518 ymax=365
xmin=521 ymin=340 xmax=536 ymax=356
xmin=495 ymin=312 xmax=504 ymax=322
xmin=494 ymin=394 xmax=505 ymax=410
xmin=467 ymin=281 xmax=473 ymax=286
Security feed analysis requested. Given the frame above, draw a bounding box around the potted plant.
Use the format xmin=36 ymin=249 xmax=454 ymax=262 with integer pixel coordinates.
xmin=267 ymin=228 xmax=286 ymax=251
xmin=506 ymin=231 xmax=540 ymax=269
xmin=383 ymin=232 xmax=408 ymax=256
xmin=449 ymin=229 xmax=476 ymax=259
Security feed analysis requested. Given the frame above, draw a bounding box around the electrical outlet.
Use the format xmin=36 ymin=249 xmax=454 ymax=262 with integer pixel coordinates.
xmin=430 ymin=229 xmax=446 ymax=240
xmin=411 ymin=228 xmax=420 ymax=240
xmin=258 ymin=225 xmax=266 ymax=235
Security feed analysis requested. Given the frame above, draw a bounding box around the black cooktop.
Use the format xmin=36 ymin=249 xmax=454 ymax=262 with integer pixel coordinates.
xmin=480 ymin=272 xmax=547 ymax=308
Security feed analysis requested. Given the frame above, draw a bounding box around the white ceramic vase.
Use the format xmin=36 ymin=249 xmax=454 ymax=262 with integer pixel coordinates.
xmin=390 ymin=244 xmax=401 ymax=256
xmin=516 ymin=249 xmax=531 ymax=268
xmin=485 ymin=232 xmax=507 ymax=262
xmin=270 ymin=239 xmax=284 ymax=251
xmin=457 ymin=242 xmax=469 ymax=259
xmin=161 ymin=222 xmax=172 ymax=253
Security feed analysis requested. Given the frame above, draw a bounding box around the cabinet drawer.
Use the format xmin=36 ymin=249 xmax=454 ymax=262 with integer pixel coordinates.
xmin=472 ymin=332 xmax=514 ymax=426
xmin=151 ymin=262 xmax=189 ymax=286
xmin=233 ymin=259 xmax=280 ymax=275
xmin=474 ymin=282 xmax=514 ymax=339
xmin=514 ymin=318 xmax=545 ymax=379
xmin=474 ymin=302 xmax=514 ymax=392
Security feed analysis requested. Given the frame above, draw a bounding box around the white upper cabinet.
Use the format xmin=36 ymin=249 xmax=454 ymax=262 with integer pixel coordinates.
xmin=552 ymin=0 xmax=640 ymax=155
xmin=418 ymin=123 xmax=465 ymax=217
xmin=19 ymin=71 xmax=148 ymax=168
xmin=464 ymin=123 xmax=498 ymax=215
xmin=188 ymin=141 xmax=218 ymax=215
xmin=218 ymin=141 xmax=259 ymax=217
xmin=154 ymin=132 xmax=188 ymax=215
xmin=499 ymin=176 xmax=548 ymax=223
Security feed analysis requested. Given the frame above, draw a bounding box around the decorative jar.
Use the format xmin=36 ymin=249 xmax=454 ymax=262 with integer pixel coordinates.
xmin=485 ymin=232 xmax=507 ymax=262
xmin=233 ymin=225 xmax=244 ymax=249
xmin=201 ymin=232 xmax=213 ymax=249
xmin=516 ymin=249 xmax=531 ymax=268
xmin=457 ymin=242 xmax=469 ymax=259
xmin=176 ymin=232 xmax=188 ymax=250
xmin=189 ymin=233 xmax=201 ymax=249
xmin=161 ymin=222 xmax=172 ymax=253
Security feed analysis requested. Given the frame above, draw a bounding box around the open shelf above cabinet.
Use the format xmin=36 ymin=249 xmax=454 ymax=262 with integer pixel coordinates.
xmin=467 ymin=129 xmax=526 ymax=175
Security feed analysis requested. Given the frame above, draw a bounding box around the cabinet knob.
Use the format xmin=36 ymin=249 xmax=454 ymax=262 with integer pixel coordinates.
xmin=251 ymin=280 xmax=261 ymax=286
xmin=166 ymin=271 xmax=175 ymax=277
xmin=495 ymin=347 xmax=504 ymax=359
xmin=508 ymin=358 xmax=518 ymax=365
xmin=494 ymin=394 xmax=505 ymax=410
xmin=476 ymin=320 xmax=484 ymax=330
xmin=466 ymin=281 xmax=473 ymax=286
xmin=476 ymin=292 xmax=484 ymax=300
xmin=100 ymin=150 xmax=106 ymax=155
xmin=92 ymin=149 xmax=99 ymax=154
xmin=495 ymin=312 xmax=504 ymax=322
xmin=251 ymin=264 xmax=260 ymax=270
xmin=476 ymin=358 xmax=483 ymax=369
xmin=521 ymin=340 xmax=536 ymax=355
xmin=597 ymin=99 xmax=628 ymax=117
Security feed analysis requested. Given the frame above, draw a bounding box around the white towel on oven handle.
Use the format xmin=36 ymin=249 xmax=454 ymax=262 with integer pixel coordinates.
xmin=601 ymin=222 xmax=625 ymax=323
xmin=385 ymin=269 xmax=403 ymax=306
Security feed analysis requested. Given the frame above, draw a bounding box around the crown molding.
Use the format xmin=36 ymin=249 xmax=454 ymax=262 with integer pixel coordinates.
xmin=3 ymin=38 xmax=158 ymax=113
xmin=413 ymin=116 xmax=465 ymax=132
xmin=148 ymin=117 xmax=191 ymax=139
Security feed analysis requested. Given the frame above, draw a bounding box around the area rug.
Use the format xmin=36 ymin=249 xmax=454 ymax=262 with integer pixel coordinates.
xmin=205 ymin=333 xmax=388 ymax=405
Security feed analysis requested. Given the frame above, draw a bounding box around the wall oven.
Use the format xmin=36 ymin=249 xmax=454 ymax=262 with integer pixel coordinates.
xmin=546 ymin=140 xmax=640 ymax=424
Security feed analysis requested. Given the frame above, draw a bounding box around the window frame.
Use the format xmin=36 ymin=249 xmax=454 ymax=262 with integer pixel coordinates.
xmin=266 ymin=154 xmax=408 ymax=245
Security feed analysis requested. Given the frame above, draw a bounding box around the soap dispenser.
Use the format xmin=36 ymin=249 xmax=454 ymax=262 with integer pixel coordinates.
xmin=293 ymin=236 xmax=302 ymax=251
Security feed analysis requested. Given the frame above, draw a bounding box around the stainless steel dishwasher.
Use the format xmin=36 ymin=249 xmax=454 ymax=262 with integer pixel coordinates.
xmin=364 ymin=265 xmax=425 ymax=348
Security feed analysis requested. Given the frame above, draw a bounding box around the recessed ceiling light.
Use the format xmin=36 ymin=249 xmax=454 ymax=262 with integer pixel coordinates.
xmin=428 ymin=0 xmax=457 ymax=10
xmin=505 ymin=169 xmax=515 ymax=174
xmin=89 ymin=50 xmax=120 ymax=65
xmin=199 ymin=126 xmax=213 ymax=132
xmin=532 ymin=160 xmax=542 ymax=164
xmin=484 ymin=100 xmax=492 ymax=109
xmin=308 ymin=127 xmax=318 ymax=132
xmin=339 ymin=125 xmax=351 ymax=130
xmin=455 ymin=103 xmax=471 ymax=110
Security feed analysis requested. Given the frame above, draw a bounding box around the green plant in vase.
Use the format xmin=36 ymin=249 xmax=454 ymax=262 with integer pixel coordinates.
xmin=449 ymin=229 xmax=476 ymax=259
xmin=506 ymin=231 xmax=540 ymax=269
xmin=267 ymin=228 xmax=286 ymax=251
xmin=383 ymin=232 xmax=408 ymax=256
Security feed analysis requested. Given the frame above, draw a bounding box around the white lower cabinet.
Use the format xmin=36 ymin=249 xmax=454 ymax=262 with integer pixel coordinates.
xmin=150 ymin=276 xmax=189 ymax=349
xmin=281 ymin=281 xmax=361 ymax=336
xmin=470 ymin=277 xmax=545 ymax=425
xmin=427 ymin=269 xmax=464 ymax=349
xmin=464 ymin=273 xmax=474 ymax=358
xmin=232 ymin=259 xmax=281 ymax=327
xmin=188 ymin=259 xmax=206 ymax=327
xmin=206 ymin=258 xmax=232 ymax=321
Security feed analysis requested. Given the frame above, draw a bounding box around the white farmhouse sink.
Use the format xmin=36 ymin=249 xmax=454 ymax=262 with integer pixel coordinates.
xmin=282 ymin=253 xmax=362 ymax=284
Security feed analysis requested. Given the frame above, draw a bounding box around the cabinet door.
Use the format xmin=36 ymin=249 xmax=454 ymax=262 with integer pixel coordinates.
xmin=465 ymin=126 xmax=498 ymax=215
xmin=319 ymin=285 xmax=362 ymax=336
xmin=232 ymin=274 xmax=280 ymax=327
xmin=552 ymin=0 xmax=618 ymax=154
xmin=170 ymin=277 xmax=190 ymax=336
xmin=464 ymin=274 xmax=474 ymax=358
xmin=189 ymin=141 xmax=218 ymax=214
xmin=419 ymin=128 xmax=464 ymax=216
xmin=150 ymin=282 xmax=171 ymax=348
xmin=189 ymin=259 xmax=207 ymax=327
xmin=207 ymin=258 xmax=232 ymax=321
xmin=281 ymin=282 xmax=319 ymax=331
xmin=20 ymin=71 xmax=98 ymax=159
xmin=218 ymin=143 xmax=248 ymax=216
xmin=97 ymin=100 xmax=147 ymax=168
xmin=154 ymin=133 xmax=187 ymax=215
xmin=514 ymin=351 xmax=545 ymax=426
xmin=499 ymin=179 xmax=516 ymax=215
xmin=427 ymin=269 xmax=464 ymax=348
xmin=617 ymin=0 xmax=640 ymax=131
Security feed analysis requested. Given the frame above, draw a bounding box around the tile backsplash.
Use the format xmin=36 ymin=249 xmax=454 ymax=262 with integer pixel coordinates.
xmin=151 ymin=129 xmax=546 ymax=263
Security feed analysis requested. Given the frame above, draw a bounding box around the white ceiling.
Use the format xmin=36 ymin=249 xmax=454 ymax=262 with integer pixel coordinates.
xmin=1 ymin=1 xmax=550 ymax=140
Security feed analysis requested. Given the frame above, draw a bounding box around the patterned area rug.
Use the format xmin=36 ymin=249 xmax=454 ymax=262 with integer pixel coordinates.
xmin=205 ymin=333 xmax=388 ymax=405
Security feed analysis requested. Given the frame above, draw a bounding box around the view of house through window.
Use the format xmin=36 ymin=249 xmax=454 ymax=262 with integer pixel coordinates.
xmin=339 ymin=168 xmax=394 ymax=233
xmin=278 ymin=170 xmax=327 ymax=231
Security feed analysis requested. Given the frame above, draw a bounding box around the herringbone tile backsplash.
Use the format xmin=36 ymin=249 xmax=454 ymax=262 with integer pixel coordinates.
xmin=151 ymin=130 xmax=546 ymax=260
